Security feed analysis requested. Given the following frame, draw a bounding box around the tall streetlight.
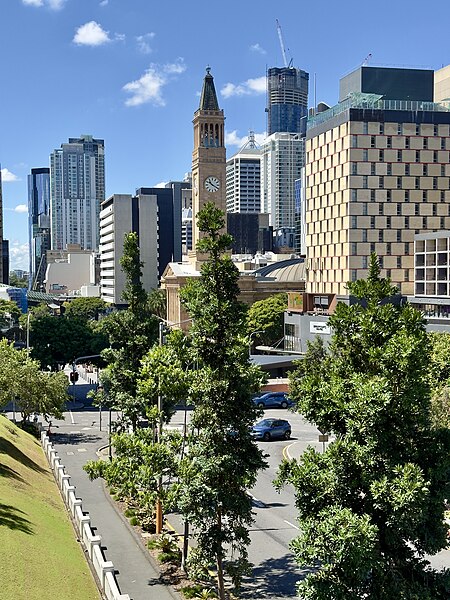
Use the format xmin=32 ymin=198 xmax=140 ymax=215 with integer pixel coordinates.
xmin=26 ymin=312 xmax=32 ymax=357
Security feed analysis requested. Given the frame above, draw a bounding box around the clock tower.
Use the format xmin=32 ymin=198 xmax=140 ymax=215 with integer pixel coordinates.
xmin=189 ymin=67 xmax=226 ymax=265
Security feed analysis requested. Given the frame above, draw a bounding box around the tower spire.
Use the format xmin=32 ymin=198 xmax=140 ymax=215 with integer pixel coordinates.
xmin=199 ymin=66 xmax=220 ymax=111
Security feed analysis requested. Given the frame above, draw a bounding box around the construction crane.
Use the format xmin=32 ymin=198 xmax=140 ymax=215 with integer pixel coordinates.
xmin=276 ymin=19 xmax=292 ymax=68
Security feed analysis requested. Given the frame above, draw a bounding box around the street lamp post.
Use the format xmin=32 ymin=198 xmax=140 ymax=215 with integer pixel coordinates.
xmin=26 ymin=312 xmax=31 ymax=357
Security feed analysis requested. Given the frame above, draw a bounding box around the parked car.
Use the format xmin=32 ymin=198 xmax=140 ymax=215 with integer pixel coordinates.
xmin=252 ymin=391 xmax=293 ymax=409
xmin=251 ymin=418 xmax=291 ymax=441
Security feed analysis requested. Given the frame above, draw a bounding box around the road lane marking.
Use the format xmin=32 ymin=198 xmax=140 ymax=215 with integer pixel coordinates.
xmin=77 ymin=448 xmax=87 ymax=452
xmin=283 ymin=441 xmax=296 ymax=461
xmin=284 ymin=519 xmax=300 ymax=530
xmin=69 ymin=410 xmax=75 ymax=424
xmin=67 ymin=452 xmax=74 ymax=455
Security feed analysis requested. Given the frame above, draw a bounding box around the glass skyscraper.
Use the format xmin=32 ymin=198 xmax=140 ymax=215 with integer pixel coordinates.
xmin=267 ymin=67 xmax=309 ymax=135
xmin=28 ymin=167 xmax=50 ymax=290
xmin=50 ymin=135 xmax=105 ymax=251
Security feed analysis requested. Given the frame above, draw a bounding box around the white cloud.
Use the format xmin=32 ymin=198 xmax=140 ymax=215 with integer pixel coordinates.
xmin=136 ymin=32 xmax=155 ymax=55
xmin=154 ymin=181 xmax=168 ymax=188
xmin=123 ymin=60 xmax=186 ymax=107
xmin=1 ymin=168 xmax=19 ymax=182
xmin=14 ymin=205 xmax=28 ymax=214
xmin=9 ymin=242 xmax=29 ymax=271
xmin=73 ymin=21 xmax=111 ymax=46
xmin=23 ymin=0 xmax=66 ymax=8
xmin=225 ymin=130 xmax=266 ymax=147
xmin=250 ymin=43 xmax=266 ymax=55
xmin=99 ymin=0 xmax=108 ymax=5
xmin=163 ymin=59 xmax=186 ymax=75
xmin=221 ymin=76 xmax=266 ymax=98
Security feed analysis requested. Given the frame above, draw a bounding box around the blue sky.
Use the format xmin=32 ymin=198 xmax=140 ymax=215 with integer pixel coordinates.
xmin=2 ymin=0 xmax=450 ymax=270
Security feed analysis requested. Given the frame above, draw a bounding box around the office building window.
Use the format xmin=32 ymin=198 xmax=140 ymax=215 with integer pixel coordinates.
xmin=352 ymin=163 xmax=358 ymax=175
xmin=379 ymin=256 xmax=384 ymax=268
xmin=386 ymin=242 xmax=391 ymax=255
xmin=415 ymin=177 xmax=420 ymax=190
xmin=362 ymin=255 xmax=368 ymax=269
xmin=351 ymin=242 xmax=357 ymax=255
xmin=423 ymin=164 xmax=428 ymax=176
xmin=405 ymin=242 xmax=410 ymax=254
xmin=370 ymin=242 xmax=376 ymax=253
xmin=370 ymin=136 xmax=376 ymax=148
xmin=434 ymin=151 xmax=438 ymax=163
xmin=362 ymin=229 xmax=367 ymax=242
xmin=397 ymin=203 xmax=401 ymax=215
xmin=379 ymin=123 xmax=384 ymax=135
xmin=370 ymin=189 xmax=375 ymax=202
xmin=433 ymin=177 xmax=438 ymax=190
xmin=423 ymin=190 xmax=427 ymax=202
xmin=416 ymin=125 xmax=420 ymax=135
xmin=433 ymin=204 xmax=437 ymax=216
xmin=423 ymin=137 xmax=428 ymax=149
xmin=379 ymin=229 xmax=383 ymax=242
xmin=442 ymin=165 xmax=446 ymax=176
xmin=434 ymin=125 xmax=438 ymax=136
xmin=397 ymin=150 xmax=402 ymax=162
xmin=405 ymin=190 xmax=410 ymax=202
xmin=370 ymin=216 xmax=376 ymax=229
xmin=379 ymin=176 xmax=384 ymax=189
xmin=379 ymin=203 xmax=384 ymax=215
xmin=363 ymin=149 xmax=368 ymax=161
xmin=398 ymin=123 xmax=403 ymax=135
xmin=441 ymin=190 xmax=446 ymax=202
xmin=387 ymin=190 xmax=392 ymax=202
xmin=441 ymin=217 xmax=445 ymax=228
xmin=351 ymin=269 xmax=358 ymax=282
xmin=362 ymin=203 xmax=368 ymax=215
xmin=352 ymin=215 xmax=358 ymax=228
xmin=423 ymin=216 xmax=427 ymax=228
xmin=379 ymin=149 xmax=384 ymax=162
xmin=415 ymin=204 xmax=420 ymax=215
xmin=387 ymin=216 xmax=391 ymax=229
xmin=404 ymin=270 xmax=409 ymax=281
xmin=397 ymin=177 xmax=402 ymax=189
xmin=363 ymin=175 xmax=368 ymax=189
xmin=405 ymin=217 xmax=409 ymax=229
xmin=405 ymin=137 xmax=410 ymax=149
xmin=387 ymin=163 xmax=392 ymax=175
xmin=397 ymin=229 xmax=401 ymax=242
xmin=405 ymin=164 xmax=410 ymax=175
xmin=363 ymin=122 xmax=368 ymax=135
xmin=415 ymin=151 xmax=420 ymax=163
xmin=371 ymin=163 xmax=376 ymax=175
xmin=386 ymin=269 xmax=391 ymax=278
xmin=441 ymin=138 xmax=446 ymax=150
xmin=397 ymin=256 xmax=402 ymax=268
xmin=387 ymin=136 xmax=392 ymax=148
xmin=351 ymin=189 xmax=357 ymax=202
xmin=351 ymin=135 xmax=358 ymax=148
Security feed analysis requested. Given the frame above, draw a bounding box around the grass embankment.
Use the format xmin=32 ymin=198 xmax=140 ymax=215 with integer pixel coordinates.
xmin=0 ymin=415 xmax=100 ymax=600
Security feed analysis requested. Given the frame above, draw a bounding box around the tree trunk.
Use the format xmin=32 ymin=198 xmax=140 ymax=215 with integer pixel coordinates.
xmin=216 ymin=509 xmax=226 ymax=600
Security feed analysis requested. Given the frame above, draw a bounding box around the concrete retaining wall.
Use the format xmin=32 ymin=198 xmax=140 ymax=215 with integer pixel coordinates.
xmin=41 ymin=432 xmax=130 ymax=600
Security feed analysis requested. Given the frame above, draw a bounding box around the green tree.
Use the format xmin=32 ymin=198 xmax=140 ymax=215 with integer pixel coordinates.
xmin=63 ymin=297 xmax=107 ymax=321
xmin=147 ymin=287 xmax=167 ymax=319
xmin=8 ymin=272 xmax=28 ymax=288
xmin=246 ymin=293 xmax=287 ymax=348
xmin=427 ymin=332 xmax=450 ymax=429
xmin=0 ymin=339 xmax=67 ymax=421
xmin=276 ymin=256 xmax=450 ymax=599
xmin=29 ymin=314 xmax=107 ymax=370
xmin=0 ymin=299 xmax=21 ymax=329
xmin=99 ymin=232 xmax=158 ymax=430
xmin=177 ymin=203 xmax=267 ymax=598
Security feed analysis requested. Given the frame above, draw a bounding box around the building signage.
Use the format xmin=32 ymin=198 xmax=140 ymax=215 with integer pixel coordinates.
xmin=310 ymin=321 xmax=331 ymax=335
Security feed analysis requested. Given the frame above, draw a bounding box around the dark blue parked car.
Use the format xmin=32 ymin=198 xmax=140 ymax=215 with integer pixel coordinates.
xmin=251 ymin=418 xmax=291 ymax=441
xmin=252 ymin=391 xmax=293 ymax=409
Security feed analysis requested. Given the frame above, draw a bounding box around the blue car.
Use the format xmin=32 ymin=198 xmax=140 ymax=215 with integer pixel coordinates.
xmin=252 ymin=391 xmax=293 ymax=409
xmin=251 ymin=418 xmax=291 ymax=441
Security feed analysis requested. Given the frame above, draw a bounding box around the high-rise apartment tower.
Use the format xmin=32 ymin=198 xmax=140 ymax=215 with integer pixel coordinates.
xmin=50 ymin=135 xmax=105 ymax=251
xmin=267 ymin=67 xmax=309 ymax=135
xmin=28 ymin=167 xmax=50 ymax=290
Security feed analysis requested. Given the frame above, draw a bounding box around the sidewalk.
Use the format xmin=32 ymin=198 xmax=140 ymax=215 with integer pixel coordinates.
xmin=50 ymin=406 xmax=181 ymax=600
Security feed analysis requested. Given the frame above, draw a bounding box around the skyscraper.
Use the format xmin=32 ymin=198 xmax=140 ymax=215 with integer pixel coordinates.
xmin=50 ymin=135 xmax=105 ymax=251
xmin=226 ymin=132 xmax=261 ymax=213
xmin=28 ymin=167 xmax=50 ymax=290
xmin=267 ymin=67 xmax=309 ymax=136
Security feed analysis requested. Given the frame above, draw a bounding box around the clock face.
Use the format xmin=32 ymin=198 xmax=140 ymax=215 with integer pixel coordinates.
xmin=204 ymin=176 xmax=220 ymax=193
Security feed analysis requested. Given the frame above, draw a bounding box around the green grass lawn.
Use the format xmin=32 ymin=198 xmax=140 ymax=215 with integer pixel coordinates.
xmin=0 ymin=415 xmax=100 ymax=600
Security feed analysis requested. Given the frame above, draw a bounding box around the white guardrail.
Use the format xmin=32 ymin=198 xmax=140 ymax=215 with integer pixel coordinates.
xmin=41 ymin=432 xmax=130 ymax=600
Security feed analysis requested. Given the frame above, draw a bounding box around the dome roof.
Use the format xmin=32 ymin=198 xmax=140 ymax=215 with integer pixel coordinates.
xmin=254 ymin=258 xmax=305 ymax=282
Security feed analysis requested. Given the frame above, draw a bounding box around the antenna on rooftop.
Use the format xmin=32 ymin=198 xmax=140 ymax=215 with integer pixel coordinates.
xmin=276 ymin=19 xmax=293 ymax=68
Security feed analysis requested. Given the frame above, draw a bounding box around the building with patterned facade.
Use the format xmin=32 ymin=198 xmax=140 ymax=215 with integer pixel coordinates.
xmin=226 ymin=132 xmax=261 ymax=213
xmin=28 ymin=167 xmax=50 ymax=290
xmin=305 ymin=93 xmax=450 ymax=297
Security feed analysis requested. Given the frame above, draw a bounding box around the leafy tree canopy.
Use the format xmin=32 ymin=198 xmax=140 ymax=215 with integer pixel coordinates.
xmin=246 ymin=293 xmax=287 ymax=348
xmin=0 ymin=299 xmax=21 ymax=329
xmin=63 ymin=297 xmax=108 ymax=321
xmin=276 ymin=255 xmax=450 ymax=599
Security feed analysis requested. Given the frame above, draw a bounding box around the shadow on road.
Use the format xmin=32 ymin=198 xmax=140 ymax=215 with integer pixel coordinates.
xmin=51 ymin=431 xmax=103 ymax=446
xmin=241 ymin=554 xmax=313 ymax=599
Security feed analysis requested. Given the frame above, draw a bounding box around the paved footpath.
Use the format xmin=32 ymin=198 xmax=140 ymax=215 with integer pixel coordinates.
xmin=50 ymin=405 xmax=181 ymax=600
